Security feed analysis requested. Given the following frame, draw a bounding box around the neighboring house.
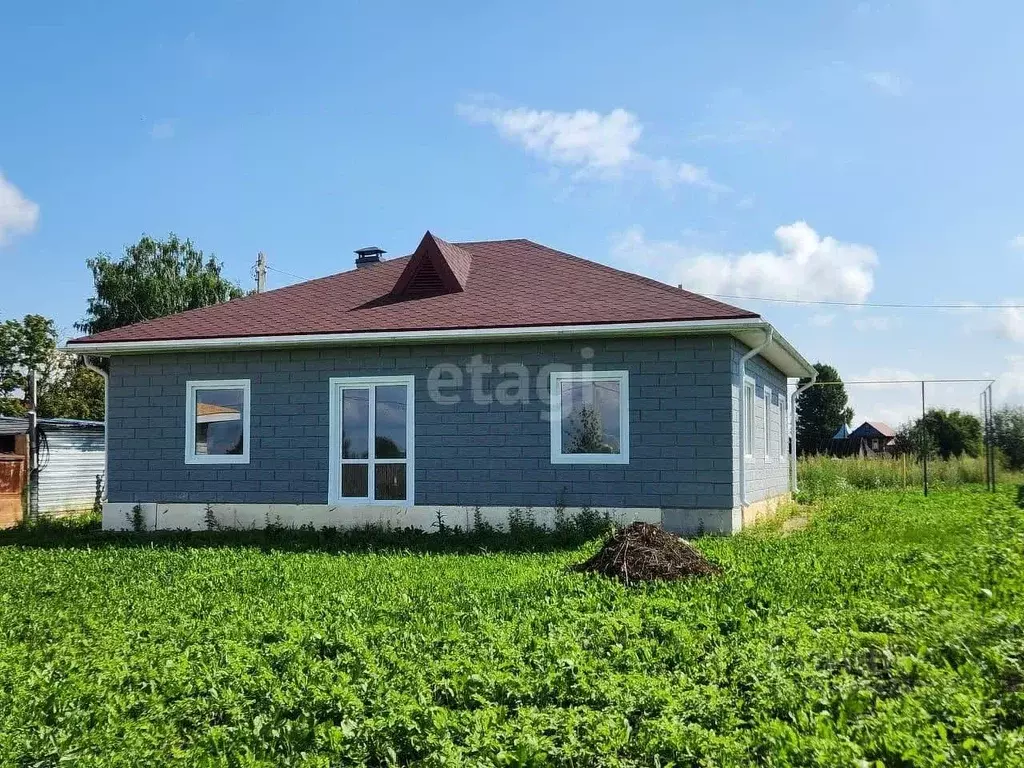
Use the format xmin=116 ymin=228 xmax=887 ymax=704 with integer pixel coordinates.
xmin=0 ymin=417 xmax=105 ymax=519
xmin=67 ymin=232 xmax=815 ymax=534
xmin=848 ymin=421 xmax=897 ymax=456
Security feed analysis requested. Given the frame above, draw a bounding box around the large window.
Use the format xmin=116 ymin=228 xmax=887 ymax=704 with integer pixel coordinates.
xmin=185 ymin=379 xmax=250 ymax=464
xmin=763 ymin=385 xmax=772 ymax=460
xmin=743 ymin=378 xmax=755 ymax=457
xmin=550 ymin=370 xmax=629 ymax=464
xmin=329 ymin=376 xmax=414 ymax=504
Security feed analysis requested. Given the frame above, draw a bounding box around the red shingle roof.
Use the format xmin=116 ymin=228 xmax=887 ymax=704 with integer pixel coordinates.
xmin=69 ymin=235 xmax=758 ymax=345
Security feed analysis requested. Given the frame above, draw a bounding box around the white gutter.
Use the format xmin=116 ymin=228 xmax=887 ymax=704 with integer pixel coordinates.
xmin=82 ymin=356 xmax=109 ymax=502
xmin=65 ymin=317 xmax=817 ymax=380
xmin=65 ymin=318 xmax=755 ymax=354
xmin=738 ymin=327 xmax=773 ymax=508
xmin=789 ymin=370 xmax=818 ymax=494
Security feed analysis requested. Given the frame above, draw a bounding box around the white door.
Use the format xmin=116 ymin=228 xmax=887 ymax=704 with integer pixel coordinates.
xmin=328 ymin=376 xmax=415 ymax=504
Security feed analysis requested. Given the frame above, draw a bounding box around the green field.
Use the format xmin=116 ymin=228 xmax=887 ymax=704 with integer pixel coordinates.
xmin=1 ymin=487 xmax=1023 ymax=766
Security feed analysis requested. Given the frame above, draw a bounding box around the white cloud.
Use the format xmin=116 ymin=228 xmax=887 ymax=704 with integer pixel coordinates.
xmin=843 ymin=368 xmax=988 ymax=428
xmin=690 ymin=118 xmax=791 ymax=145
xmin=865 ymin=71 xmax=908 ymax=96
xmin=0 ymin=172 xmax=40 ymax=246
xmin=810 ymin=313 xmax=836 ymax=327
xmin=1009 ymin=234 xmax=1024 ymax=250
xmin=996 ymin=306 xmax=1024 ymax=342
xmin=150 ymin=120 xmax=176 ymax=140
xmin=457 ymin=101 xmax=726 ymax=193
xmin=995 ymin=355 xmax=1024 ymax=405
xmin=852 ymin=315 xmax=894 ymax=332
xmin=456 ymin=103 xmax=640 ymax=171
xmin=610 ymin=221 xmax=878 ymax=302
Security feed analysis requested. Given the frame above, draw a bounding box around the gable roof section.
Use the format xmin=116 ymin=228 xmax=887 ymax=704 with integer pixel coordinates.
xmin=68 ymin=236 xmax=757 ymax=345
xmin=391 ymin=232 xmax=472 ymax=296
xmin=850 ymin=421 xmax=896 ymax=439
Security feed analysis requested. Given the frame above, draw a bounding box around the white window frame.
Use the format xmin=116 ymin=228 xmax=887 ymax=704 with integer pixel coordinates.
xmin=550 ymin=370 xmax=629 ymax=465
xmin=743 ymin=377 xmax=755 ymax=458
xmin=763 ymin=385 xmax=772 ymax=461
xmin=328 ymin=375 xmax=415 ymax=505
xmin=779 ymin=394 xmax=788 ymax=461
xmin=184 ymin=379 xmax=251 ymax=465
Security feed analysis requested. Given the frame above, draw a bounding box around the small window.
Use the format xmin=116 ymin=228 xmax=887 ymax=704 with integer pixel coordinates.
xmin=743 ymin=379 xmax=755 ymax=457
xmin=763 ymin=385 xmax=771 ymax=460
xmin=550 ymin=371 xmax=629 ymax=464
xmin=185 ymin=379 xmax=250 ymax=464
xmin=780 ymin=396 xmax=788 ymax=459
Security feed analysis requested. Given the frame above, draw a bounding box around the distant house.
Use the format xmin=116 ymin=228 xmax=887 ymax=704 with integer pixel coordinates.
xmin=67 ymin=232 xmax=816 ymax=535
xmin=848 ymin=421 xmax=897 ymax=456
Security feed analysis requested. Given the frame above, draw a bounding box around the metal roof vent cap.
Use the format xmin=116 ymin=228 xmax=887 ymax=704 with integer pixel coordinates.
xmin=355 ymin=246 xmax=386 ymax=268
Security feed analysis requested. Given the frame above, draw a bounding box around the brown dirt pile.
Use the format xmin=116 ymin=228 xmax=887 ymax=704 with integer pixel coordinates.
xmin=573 ymin=522 xmax=721 ymax=585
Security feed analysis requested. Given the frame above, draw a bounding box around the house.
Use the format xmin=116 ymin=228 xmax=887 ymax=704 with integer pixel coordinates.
xmin=66 ymin=232 xmax=816 ymax=535
xmin=0 ymin=416 xmax=105 ymax=522
xmin=848 ymin=421 xmax=897 ymax=456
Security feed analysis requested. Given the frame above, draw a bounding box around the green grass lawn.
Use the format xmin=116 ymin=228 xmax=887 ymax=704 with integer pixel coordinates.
xmin=1 ymin=488 xmax=1023 ymax=766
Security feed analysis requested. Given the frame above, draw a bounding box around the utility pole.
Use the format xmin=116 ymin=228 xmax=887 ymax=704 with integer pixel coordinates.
xmin=920 ymin=381 xmax=928 ymax=497
xmin=255 ymin=251 xmax=267 ymax=294
xmin=26 ymin=369 xmax=37 ymax=519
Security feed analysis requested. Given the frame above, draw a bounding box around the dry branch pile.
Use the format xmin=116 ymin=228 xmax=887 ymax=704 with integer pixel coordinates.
xmin=573 ymin=522 xmax=721 ymax=585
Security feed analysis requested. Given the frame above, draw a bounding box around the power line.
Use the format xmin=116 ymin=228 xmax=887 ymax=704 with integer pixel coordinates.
xmin=814 ymin=378 xmax=995 ymax=385
xmin=264 ymin=264 xmax=309 ymax=282
xmin=706 ymin=293 xmax=1023 ymax=310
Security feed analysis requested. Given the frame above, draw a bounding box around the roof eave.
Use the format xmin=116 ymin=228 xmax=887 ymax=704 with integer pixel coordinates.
xmin=65 ymin=317 xmax=815 ymax=379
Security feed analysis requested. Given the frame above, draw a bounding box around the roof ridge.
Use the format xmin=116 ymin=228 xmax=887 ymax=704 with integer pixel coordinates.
xmin=509 ymin=239 xmax=757 ymax=319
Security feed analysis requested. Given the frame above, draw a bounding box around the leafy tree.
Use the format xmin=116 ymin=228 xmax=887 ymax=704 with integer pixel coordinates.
xmin=37 ymin=359 xmax=104 ymax=420
xmin=796 ymin=363 xmax=854 ymax=455
xmin=568 ymin=405 xmax=613 ymax=454
xmin=993 ymin=405 xmax=1024 ymax=470
xmin=895 ymin=409 xmax=982 ymax=460
xmin=76 ymin=234 xmax=243 ymax=335
xmin=0 ymin=315 xmax=60 ymax=416
xmin=0 ymin=315 xmax=104 ymax=419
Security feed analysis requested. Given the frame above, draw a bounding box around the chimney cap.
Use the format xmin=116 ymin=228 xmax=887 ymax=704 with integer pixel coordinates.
xmin=355 ymin=246 xmax=386 ymax=257
xmin=354 ymin=246 xmax=386 ymax=269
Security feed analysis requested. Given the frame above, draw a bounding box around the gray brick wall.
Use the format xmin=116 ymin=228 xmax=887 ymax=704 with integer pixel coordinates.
xmin=107 ymin=335 xmax=739 ymax=509
xmin=729 ymin=339 xmax=792 ymax=505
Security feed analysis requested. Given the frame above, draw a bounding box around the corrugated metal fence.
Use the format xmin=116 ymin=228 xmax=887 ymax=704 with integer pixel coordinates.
xmin=31 ymin=431 xmax=105 ymax=516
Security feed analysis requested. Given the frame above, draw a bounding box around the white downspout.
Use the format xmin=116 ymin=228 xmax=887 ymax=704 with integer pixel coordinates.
xmin=739 ymin=326 xmax=773 ymax=509
xmin=82 ymin=356 xmax=109 ymax=502
xmin=789 ymin=370 xmax=818 ymax=494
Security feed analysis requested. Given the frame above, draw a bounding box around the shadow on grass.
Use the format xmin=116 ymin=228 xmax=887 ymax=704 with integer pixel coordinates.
xmin=0 ymin=514 xmax=611 ymax=556
xmin=1016 ymin=484 xmax=1024 ymax=508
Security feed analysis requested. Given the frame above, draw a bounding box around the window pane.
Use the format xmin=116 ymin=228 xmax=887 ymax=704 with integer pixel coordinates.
xmin=744 ymin=385 xmax=754 ymax=454
xmin=342 ymin=463 xmax=368 ymax=497
xmin=560 ymin=380 xmax=621 ymax=455
xmin=375 ymin=384 xmax=408 ymax=459
xmin=375 ymin=463 xmax=407 ymax=501
xmin=342 ymin=389 xmax=369 ymax=459
xmin=194 ymin=388 xmax=244 ymax=456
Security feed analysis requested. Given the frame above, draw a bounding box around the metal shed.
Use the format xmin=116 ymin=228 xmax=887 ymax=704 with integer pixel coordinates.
xmin=0 ymin=417 xmax=105 ymax=518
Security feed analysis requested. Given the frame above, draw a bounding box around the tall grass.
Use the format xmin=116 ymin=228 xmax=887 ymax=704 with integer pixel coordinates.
xmin=797 ymin=453 xmax=1022 ymax=500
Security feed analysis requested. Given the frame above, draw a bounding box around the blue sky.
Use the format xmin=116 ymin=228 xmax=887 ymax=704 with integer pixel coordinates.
xmin=2 ymin=0 xmax=1022 ymax=424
